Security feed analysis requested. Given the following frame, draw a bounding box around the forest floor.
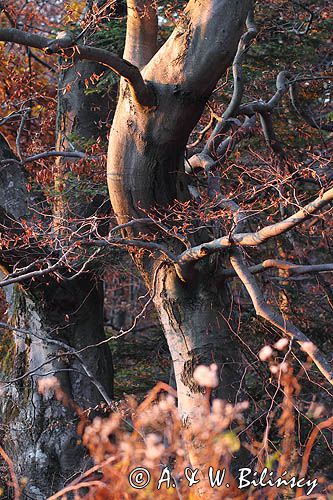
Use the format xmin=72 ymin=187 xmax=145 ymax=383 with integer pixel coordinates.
xmin=107 ymin=326 xmax=171 ymax=401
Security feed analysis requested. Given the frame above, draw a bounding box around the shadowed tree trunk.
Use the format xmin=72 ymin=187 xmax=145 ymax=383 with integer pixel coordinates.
xmin=1 ymin=276 xmax=113 ymax=499
xmin=0 ymin=6 xmax=123 ymax=494
xmin=0 ymin=128 xmax=114 ymax=497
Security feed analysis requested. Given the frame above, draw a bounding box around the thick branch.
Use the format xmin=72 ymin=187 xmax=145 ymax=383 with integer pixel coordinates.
xmin=72 ymin=44 xmax=155 ymax=106
xmin=177 ymin=187 xmax=333 ymax=266
xmin=230 ymin=250 xmax=333 ymax=386
xmin=142 ymin=0 xmax=251 ymax=99
xmin=0 ymin=28 xmax=155 ymax=107
xmin=124 ymin=0 xmax=158 ymax=68
xmin=25 ymin=150 xmax=86 ymax=162
xmin=239 ymin=71 xmax=291 ymax=116
xmin=189 ymin=115 xmax=255 ymax=174
xmin=258 ymin=111 xmax=285 ymax=161
xmin=239 ymin=72 xmax=332 ymax=133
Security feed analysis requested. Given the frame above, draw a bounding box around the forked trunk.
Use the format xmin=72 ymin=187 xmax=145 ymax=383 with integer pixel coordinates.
xmin=106 ymin=0 xmax=251 ymax=468
xmin=107 ymin=27 xmax=248 ymax=419
xmin=108 ymin=92 xmax=245 ymax=421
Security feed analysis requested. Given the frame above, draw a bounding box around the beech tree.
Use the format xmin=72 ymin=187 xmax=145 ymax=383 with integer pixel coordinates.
xmin=0 ymin=0 xmax=332 ymax=497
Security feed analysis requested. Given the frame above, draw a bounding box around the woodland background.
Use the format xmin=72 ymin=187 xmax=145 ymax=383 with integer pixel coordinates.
xmin=0 ymin=0 xmax=332 ymax=498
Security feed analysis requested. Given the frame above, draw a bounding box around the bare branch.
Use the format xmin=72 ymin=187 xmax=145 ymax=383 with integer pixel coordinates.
xmin=0 ymin=322 xmax=112 ymax=405
xmin=239 ymin=71 xmax=332 ymax=133
xmin=258 ymin=111 xmax=285 ymax=161
xmin=0 ymin=151 xmax=88 ymax=169
xmin=177 ymin=187 xmax=333 ymax=266
xmin=27 ymin=47 xmax=56 ymax=72
xmin=15 ymin=108 xmax=29 ymax=161
xmin=0 ymin=217 xmax=179 ymax=288
xmin=229 ymin=250 xmax=333 ymax=386
xmin=0 ymin=108 xmax=31 ymax=126
xmin=71 ymin=44 xmax=155 ymax=106
xmin=187 ymin=111 xmax=215 ymax=149
xmin=0 ymin=247 xmax=74 ymax=288
xmin=203 ymin=6 xmax=257 ymax=156
xmin=82 ymin=237 xmax=177 ymax=262
xmin=239 ymin=71 xmax=291 ymax=116
xmin=220 ymin=259 xmax=333 ymax=278
xmin=189 ymin=115 xmax=255 ymax=175
xmin=289 ymin=81 xmax=333 ymax=132
xmin=24 ymin=150 xmax=86 ymax=162
xmin=0 ymin=27 xmax=46 ymax=49
xmin=288 ymin=1 xmax=314 ymax=36
xmin=0 ymin=28 xmax=155 ymax=107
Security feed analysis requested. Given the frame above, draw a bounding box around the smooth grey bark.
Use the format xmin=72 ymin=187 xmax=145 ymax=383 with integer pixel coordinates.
xmin=154 ymin=264 xmax=244 ymax=421
xmin=107 ymin=0 xmax=251 ymax=422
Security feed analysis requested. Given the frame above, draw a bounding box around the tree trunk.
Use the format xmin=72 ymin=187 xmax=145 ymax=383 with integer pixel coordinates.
xmin=154 ymin=264 xmax=243 ymax=422
xmin=0 ymin=276 xmax=113 ymax=499
xmin=108 ymin=90 xmax=245 ymax=419
xmin=107 ymin=0 xmax=250 ymax=422
xmin=1 ymin=9 xmax=125 ymax=494
xmin=0 ymin=44 xmax=117 ymax=493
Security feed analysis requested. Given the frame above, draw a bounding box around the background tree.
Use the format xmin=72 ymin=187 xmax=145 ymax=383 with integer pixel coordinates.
xmin=0 ymin=1 xmax=125 ymax=496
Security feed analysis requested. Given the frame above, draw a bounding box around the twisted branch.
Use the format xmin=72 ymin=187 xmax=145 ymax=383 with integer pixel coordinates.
xmin=0 ymin=28 xmax=155 ymax=107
